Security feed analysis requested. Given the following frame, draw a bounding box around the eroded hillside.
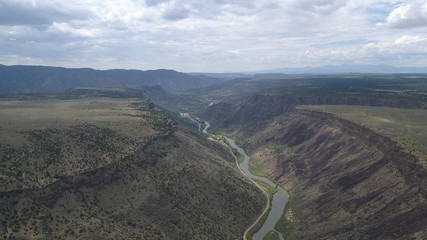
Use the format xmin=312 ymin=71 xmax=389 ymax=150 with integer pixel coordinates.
xmin=232 ymin=109 xmax=427 ymax=239
xmin=0 ymin=93 xmax=264 ymax=239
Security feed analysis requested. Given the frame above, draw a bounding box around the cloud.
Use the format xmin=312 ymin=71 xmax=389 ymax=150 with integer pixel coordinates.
xmin=286 ymin=0 xmax=347 ymax=16
xmin=0 ymin=0 xmax=89 ymax=27
xmin=364 ymin=35 xmax=427 ymax=53
xmin=0 ymin=54 xmax=44 ymax=65
xmin=0 ymin=1 xmax=57 ymax=26
xmin=0 ymin=0 xmax=426 ymax=72
xmin=286 ymin=35 xmax=427 ymax=67
xmin=394 ymin=35 xmax=427 ymax=45
xmin=361 ymin=35 xmax=427 ymax=66
xmin=386 ymin=0 xmax=427 ymax=29
xmin=47 ymin=22 xmax=99 ymax=38
xmin=145 ymin=0 xmax=169 ymax=7
xmin=162 ymin=6 xmax=190 ymax=21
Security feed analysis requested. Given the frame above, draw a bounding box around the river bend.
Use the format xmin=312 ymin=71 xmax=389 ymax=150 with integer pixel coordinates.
xmin=201 ymin=120 xmax=289 ymax=240
xmin=225 ymin=137 xmax=289 ymax=240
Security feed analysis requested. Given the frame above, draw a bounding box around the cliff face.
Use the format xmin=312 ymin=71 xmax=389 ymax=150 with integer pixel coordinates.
xmin=232 ymin=109 xmax=427 ymax=239
xmin=203 ymin=94 xmax=427 ymax=127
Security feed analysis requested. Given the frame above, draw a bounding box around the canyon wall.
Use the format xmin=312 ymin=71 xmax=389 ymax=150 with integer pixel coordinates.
xmin=232 ymin=109 xmax=427 ymax=239
xmin=202 ymin=94 xmax=427 ymax=127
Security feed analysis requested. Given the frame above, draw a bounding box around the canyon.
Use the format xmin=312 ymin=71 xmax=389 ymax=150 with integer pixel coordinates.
xmin=1 ymin=67 xmax=427 ymax=239
xmin=225 ymin=107 xmax=427 ymax=239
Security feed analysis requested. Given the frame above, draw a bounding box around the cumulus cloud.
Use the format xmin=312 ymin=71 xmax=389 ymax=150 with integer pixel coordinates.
xmin=394 ymin=35 xmax=427 ymax=45
xmin=47 ymin=22 xmax=98 ymax=38
xmin=386 ymin=0 xmax=427 ymax=28
xmin=361 ymin=35 xmax=427 ymax=66
xmin=364 ymin=35 xmax=427 ymax=53
xmin=288 ymin=34 xmax=427 ymax=67
xmin=0 ymin=0 xmax=426 ymax=71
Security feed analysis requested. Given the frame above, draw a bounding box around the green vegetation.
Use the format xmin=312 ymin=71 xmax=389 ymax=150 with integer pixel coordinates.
xmin=253 ymin=179 xmax=278 ymax=197
xmin=227 ymin=143 xmax=245 ymax=164
xmin=249 ymin=157 xmax=268 ymax=178
xmin=237 ymin=154 xmax=245 ymax=164
xmin=300 ymin=105 xmax=427 ymax=168
xmin=263 ymin=230 xmax=279 ymax=240
xmin=274 ymin=193 xmax=302 ymax=240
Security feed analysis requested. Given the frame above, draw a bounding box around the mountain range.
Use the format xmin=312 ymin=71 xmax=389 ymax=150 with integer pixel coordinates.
xmin=247 ymin=64 xmax=427 ymax=74
xmin=0 ymin=64 xmax=225 ymax=93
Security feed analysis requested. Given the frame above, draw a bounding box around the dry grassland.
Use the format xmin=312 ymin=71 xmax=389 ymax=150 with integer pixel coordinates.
xmin=0 ymin=98 xmax=156 ymax=146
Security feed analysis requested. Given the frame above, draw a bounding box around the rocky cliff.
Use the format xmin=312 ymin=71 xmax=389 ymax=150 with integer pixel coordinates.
xmin=232 ymin=108 xmax=427 ymax=239
xmin=202 ymin=94 xmax=427 ymax=127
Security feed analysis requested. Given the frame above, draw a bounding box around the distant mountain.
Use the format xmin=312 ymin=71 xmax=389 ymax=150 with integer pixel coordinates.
xmin=188 ymin=72 xmax=253 ymax=80
xmin=249 ymin=64 xmax=427 ymax=74
xmin=0 ymin=64 xmax=225 ymax=93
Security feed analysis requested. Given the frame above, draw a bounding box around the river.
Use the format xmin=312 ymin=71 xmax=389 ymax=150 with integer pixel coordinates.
xmin=201 ymin=120 xmax=289 ymax=240
xmin=225 ymin=138 xmax=289 ymax=240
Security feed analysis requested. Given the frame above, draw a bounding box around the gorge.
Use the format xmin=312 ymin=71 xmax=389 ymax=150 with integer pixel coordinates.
xmin=1 ymin=67 xmax=427 ymax=239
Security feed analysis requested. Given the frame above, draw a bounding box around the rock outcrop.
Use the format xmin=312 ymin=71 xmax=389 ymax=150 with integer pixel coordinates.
xmin=232 ymin=109 xmax=427 ymax=239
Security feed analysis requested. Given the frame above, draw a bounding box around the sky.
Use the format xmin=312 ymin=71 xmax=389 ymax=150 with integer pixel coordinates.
xmin=0 ymin=0 xmax=427 ymax=72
